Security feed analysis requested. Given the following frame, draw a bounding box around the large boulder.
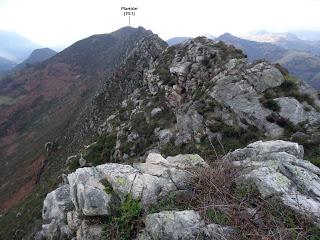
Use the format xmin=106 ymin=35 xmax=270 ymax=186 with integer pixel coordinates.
xmin=225 ymin=140 xmax=320 ymax=224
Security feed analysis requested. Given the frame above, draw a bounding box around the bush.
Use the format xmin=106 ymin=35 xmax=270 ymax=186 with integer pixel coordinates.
xmin=190 ymin=160 xmax=320 ymax=239
xmin=266 ymin=113 xmax=278 ymax=123
xmin=86 ymin=133 xmax=117 ymax=166
xmin=261 ymin=98 xmax=281 ymax=112
xmin=103 ymin=194 xmax=142 ymax=240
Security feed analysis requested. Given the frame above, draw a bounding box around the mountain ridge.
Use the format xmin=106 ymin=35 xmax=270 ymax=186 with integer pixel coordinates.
xmin=0 ymin=26 xmax=153 ymax=224
xmin=1 ymin=27 xmax=320 ymax=239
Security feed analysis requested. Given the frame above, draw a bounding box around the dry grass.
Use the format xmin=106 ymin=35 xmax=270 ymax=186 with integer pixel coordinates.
xmin=188 ymin=160 xmax=320 ymax=240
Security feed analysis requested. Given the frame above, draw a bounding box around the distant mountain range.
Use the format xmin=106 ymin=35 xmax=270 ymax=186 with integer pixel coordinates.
xmin=217 ymin=33 xmax=320 ymax=89
xmin=167 ymin=34 xmax=215 ymax=46
xmin=14 ymin=48 xmax=57 ymax=71
xmin=0 ymin=56 xmax=15 ymax=74
xmin=244 ymin=31 xmax=320 ymax=56
xmin=291 ymin=30 xmax=320 ymax=41
xmin=167 ymin=37 xmax=190 ymax=46
xmin=0 ymin=30 xmax=41 ymax=62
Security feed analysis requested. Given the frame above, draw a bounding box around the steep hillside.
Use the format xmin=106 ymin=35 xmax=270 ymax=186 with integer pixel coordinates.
xmin=0 ymin=26 xmax=152 ymax=220
xmin=14 ymin=48 xmax=57 ymax=71
xmin=218 ymin=33 xmax=320 ymax=89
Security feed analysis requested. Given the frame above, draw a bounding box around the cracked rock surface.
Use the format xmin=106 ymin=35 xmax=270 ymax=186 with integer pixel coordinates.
xmin=225 ymin=140 xmax=320 ymax=225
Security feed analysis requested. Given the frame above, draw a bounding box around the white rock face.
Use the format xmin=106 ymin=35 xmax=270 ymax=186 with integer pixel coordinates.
xmin=136 ymin=210 xmax=234 ymax=240
xmin=225 ymin=140 xmax=320 ymax=224
xmin=137 ymin=210 xmax=205 ymax=239
xmin=35 ymin=219 xmax=74 ymax=240
xmin=175 ymin=107 xmax=204 ymax=146
xmin=275 ymin=97 xmax=320 ymax=125
xmin=96 ymin=153 xmax=208 ymax=206
xmin=208 ymin=61 xmax=286 ymax=137
xmin=42 ymin=185 xmax=74 ymax=223
xmin=67 ymin=167 xmax=112 ymax=216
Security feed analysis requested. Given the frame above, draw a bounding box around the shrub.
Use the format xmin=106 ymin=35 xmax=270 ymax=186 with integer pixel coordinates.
xmin=266 ymin=113 xmax=278 ymax=123
xmin=103 ymin=194 xmax=142 ymax=240
xmin=86 ymin=133 xmax=117 ymax=166
xmin=204 ymin=208 xmax=230 ymax=225
xmin=100 ymin=179 xmax=114 ymax=194
xmin=189 ymin=160 xmax=320 ymax=239
xmin=261 ymin=98 xmax=281 ymax=112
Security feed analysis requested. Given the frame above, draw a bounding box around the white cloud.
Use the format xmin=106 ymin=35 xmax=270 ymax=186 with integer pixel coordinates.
xmin=0 ymin=0 xmax=319 ymax=47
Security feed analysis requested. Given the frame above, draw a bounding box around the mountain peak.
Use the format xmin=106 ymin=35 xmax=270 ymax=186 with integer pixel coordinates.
xmin=14 ymin=48 xmax=57 ymax=71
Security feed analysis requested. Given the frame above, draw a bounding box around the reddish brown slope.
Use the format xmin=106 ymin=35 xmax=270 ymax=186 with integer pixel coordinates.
xmin=0 ymin=26 xmax=152 ymax=212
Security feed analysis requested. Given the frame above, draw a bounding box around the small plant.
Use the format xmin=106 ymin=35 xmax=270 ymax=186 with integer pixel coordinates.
xmin=261 ymin=98 xmax=281 ymax=112
xmin=68 ymin=158 xmax=80 ymax=172
xmin=147 ymin=192 xmax=176 ymax=214
xmin=85 ymin=133 xmax=117 ymax=166
xmin=204 ymin=208 xmax=230 ymax=225
xmin=101 ymin=179 xmax=114 ymax=194
xmin=102 ymin=194 xmax=142 ymax=240
xmin=266 ymin=112 xmax=278 ymax=123
xmin=305 ymin=151 xmax=320 ymax=167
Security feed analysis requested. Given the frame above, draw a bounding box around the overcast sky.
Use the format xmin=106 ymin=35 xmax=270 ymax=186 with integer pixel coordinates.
xmin=0 ymin=0 xmax=320 ymax=48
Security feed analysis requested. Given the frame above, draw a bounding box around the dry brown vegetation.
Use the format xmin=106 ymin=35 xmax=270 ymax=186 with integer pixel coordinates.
xmin=188 ymin=160 xmax=320 ymax=240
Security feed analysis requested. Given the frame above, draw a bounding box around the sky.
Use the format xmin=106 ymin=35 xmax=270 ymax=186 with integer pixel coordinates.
xmin=0 ymin=0 xmax=320 ymax=48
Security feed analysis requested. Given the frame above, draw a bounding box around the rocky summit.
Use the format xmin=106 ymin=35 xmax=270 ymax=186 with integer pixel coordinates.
xmin=1 ymin=28 xmax=320 ymax=239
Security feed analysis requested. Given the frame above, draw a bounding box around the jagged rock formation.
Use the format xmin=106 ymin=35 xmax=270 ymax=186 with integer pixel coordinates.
xmin=37 ymin=140 xmax=320 ymax=239
xmin=36 ymin=153 xmax=211 ymax=239
xmin=74 ymin=36 xmax=320 ymax=168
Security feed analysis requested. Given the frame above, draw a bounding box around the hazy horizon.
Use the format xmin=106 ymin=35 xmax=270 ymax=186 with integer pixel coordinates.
xmin=0 ymin=0 xmax=320 ymax=48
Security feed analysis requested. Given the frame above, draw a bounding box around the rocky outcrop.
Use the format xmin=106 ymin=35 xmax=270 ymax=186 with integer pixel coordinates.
xmin=89 ymin=36 xmax=320 ymax=164
xmin=38 ymin=140 xmax=320 ymax=239
xmin=37 ymin=153 xmax=210 ymax=239
xmin=225 ymin=140 xmax=320 ymax=225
